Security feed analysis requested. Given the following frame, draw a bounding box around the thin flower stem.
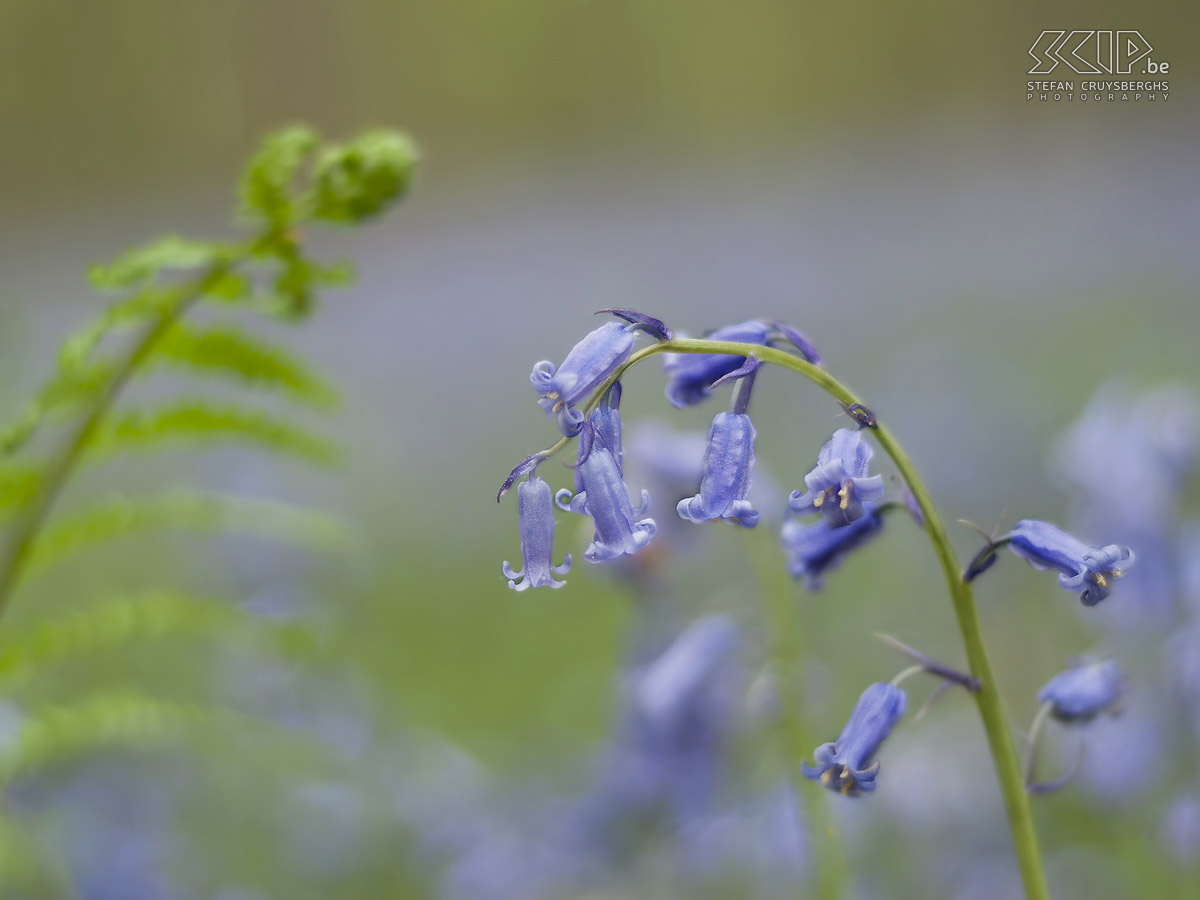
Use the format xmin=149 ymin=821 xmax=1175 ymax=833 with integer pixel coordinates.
xmin=890 ymin=665 xmax=927 ymax=688
xmin=0 ymin=252 xmax=249 ymax=624
xmin=598 ymin=337 xmax=1049 ymax=900
xmin=1023 ymin=702 xmax=1054 ymax=786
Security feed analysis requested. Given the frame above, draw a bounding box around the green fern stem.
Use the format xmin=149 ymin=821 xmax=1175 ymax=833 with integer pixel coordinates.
xmin=591 ymin=337 xmax=1049 ymax=900
xmin=0 ymin=255 xmax=244 ymax=620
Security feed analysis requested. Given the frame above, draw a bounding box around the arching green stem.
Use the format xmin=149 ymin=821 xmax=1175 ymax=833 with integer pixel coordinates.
xmin=594 ymin=337 xmax=1049 ymax=900
xmin=0 ymin=253 xmax=248 ymax=623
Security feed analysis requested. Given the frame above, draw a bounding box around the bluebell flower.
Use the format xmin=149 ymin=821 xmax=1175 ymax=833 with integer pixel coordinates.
xmin=802 ymin=682 xmax=907 ymax=796
xmin=1007 ymin=519 xmax=1135 ymax=606
xmin=1038 ymin=660 xmax=1123 ymax=722
xmin=502 ymin=475 xmax=572 ymax=591
xmin=557 ymin=429 xmax=656 ymax=563
xmin=781 ymin=504 xmax=885 ymax=589
xmin=677 ymin=411 xmax=759 ymax=528
xmin=662 ymin=320 xmax=772 ymax=408
xmin=788 ymin=428 xmax=885 ymax=527
xmin=574 ymin=385 xmax=623 ymax=493
xmin=531 ymin=321 xmax=636 ymax=434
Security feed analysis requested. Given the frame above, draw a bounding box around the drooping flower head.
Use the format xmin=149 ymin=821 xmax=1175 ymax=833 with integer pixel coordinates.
xmin=1038 ymin=660 xmax=1123 ymax=722
xmin=1007 ymin=519 xmax=1135 ymax=606
xmin=788 ymin=428 xmax=885 ymax=528
xmin=531 ymin=310 xmax=671 ymax=436
xmin=557 ymin=424 xmax=656 ymax=563
xmin=501 ymin=475 xmax=572 ymax=591
xmin=678 ymin=411 xmax=759 ymax=529
xmin=802 ymin=682 xmax=907 ymax=796
xmin=781 ymin=504 xmax=885 ymax=589
xmin=531 ymin=321 xmax=636 ymax=435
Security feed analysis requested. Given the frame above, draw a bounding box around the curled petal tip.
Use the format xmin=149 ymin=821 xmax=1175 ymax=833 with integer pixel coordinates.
xmin=596 ymin=308 xmax=673 ymax=341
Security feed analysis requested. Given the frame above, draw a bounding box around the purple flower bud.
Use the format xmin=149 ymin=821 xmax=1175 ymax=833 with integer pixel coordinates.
xmin=677 ymin=412 xmax=759 ymax=528
xmin=1038 ymin=660 xmax=1123 ymax=722
xmin=662 ymin=320 xmax=772 ymax=408
xmin=501 ymin=476 xmax=572 ymax=591
xmin=557 ymin=443 xmax=656 ymax=563
xmin=531 ymin=322 xmax=636 ymax=434
xmin=802 ymin=682 xmax=907 ymax=796
xmin=1007 ymin=519 xmax=1135 ymax=606
xmin=788 ymin=429 xmax=885 ymax=527
xmin=781 ymin=504 xmax=885 ymax=589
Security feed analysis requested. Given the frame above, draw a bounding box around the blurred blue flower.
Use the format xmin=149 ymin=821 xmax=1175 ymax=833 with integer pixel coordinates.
xmin=1007 ymin=519 xmax=1134 ymax=606
xmin=788 ymin=428 xmax=885 ymax=527
xmin=1052 ymin=383 xmax=1200 ymax=629
xmin=678 ymin=411 xmax=759 ymax=528
xmin=1054 ymin=382 xmax=1200 ymax=529
xmin=502 ymin=475 xmax=572 ymax=591
xmin=662 ymin=320 xmax=771 ymax=408
xmin=1162 ymin=792 xmax=1200 ymax=863
xmin=531 ymin=321 xmax=636 ymax=434
xmin=557 ymin=428 xmax=656 ymax=563
xmin=1038 ymin=660 xmax=1123 ymax=722
xmin=781 ymin=503 xmax=884 ymax=589
xmin=802 ymin=682 xmax=907 ymax=796
xmin=602 ymin=615 xmax=743 ymax=827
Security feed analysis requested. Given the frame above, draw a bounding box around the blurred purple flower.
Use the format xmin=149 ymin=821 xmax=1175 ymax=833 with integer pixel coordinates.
xmin=788 ymin=428 xmax=885 ymax=528
xmin=1051 ymin=383 xmax=1199 ymax=627
xmin=678 ymin=411 xmax=759 ymax=528
xmin=502 ymin=475 xmax=572 ymax=591
xmin=531 ymin=321 xmax=636 ymax=434
xmin=781 ymin=503 xmax=884 ymax=589
xmin=1007 ymin=519 xmax=1134 ymax=606
xmin=1038 ymin=660 xmax=1123 ymax=722
xmin=802 ymin=682 xmax=907 ymax=796
xmin=1054 ymin=382 xmax=1200 ymax=528
xmin=1163 ymin=792 xmax=1200 ymax=863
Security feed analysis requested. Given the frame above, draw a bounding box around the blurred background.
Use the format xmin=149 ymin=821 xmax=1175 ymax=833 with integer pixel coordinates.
xmin=1 ymin=0 xmax=1198 ymax=897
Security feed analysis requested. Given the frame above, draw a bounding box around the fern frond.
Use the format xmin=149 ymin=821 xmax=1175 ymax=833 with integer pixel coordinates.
xmin=0 ymin=692 xmax=218 ymax=786
xmin=87 ymin=401 xmax=340 ymax=464
xmin=88 ymin=236 xmax=238 ymax=292
xmin=0 ymin=593 xmax=231 ymax=686
xmin=0 ymin=593 xmax=319 ymax=687
xmin=26 ymin=491 xmax=350 ymax=575
xmin=155 ymin=324 xmax=337 ymax=406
